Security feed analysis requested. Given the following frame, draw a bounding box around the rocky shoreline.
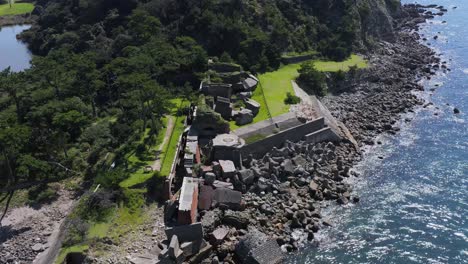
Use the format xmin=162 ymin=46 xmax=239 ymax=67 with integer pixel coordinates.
xmin=170 ymin=4 xmax=447 ymax=263
xmin=0 ymin=14 xmax=35 ymax=27
xmin=0 ymin=4 xmax=447 ymax=264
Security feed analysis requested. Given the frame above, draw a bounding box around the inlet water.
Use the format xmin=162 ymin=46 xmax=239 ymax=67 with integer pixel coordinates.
xmin=292 ymin=0 xmax=467 ymax=263
xmin=0 ymin=24 xmax=31 ymax=72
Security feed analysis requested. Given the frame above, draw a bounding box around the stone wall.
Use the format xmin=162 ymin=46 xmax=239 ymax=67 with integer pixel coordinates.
xmin=305 ymin=127 xmax=341 ymax=144
xmin=233 ymin=112 xmax=301 ymax=140
xmin=240 ymin=118 xmax=330 ymax=159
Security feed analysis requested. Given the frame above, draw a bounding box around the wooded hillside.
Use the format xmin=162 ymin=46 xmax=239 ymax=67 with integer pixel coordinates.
xmin=1 ymin=0 xmax=401 ymax=205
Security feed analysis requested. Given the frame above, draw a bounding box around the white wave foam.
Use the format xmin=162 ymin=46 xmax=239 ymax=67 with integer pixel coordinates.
xmin=454 ymin=232 xmax=468 ymax=242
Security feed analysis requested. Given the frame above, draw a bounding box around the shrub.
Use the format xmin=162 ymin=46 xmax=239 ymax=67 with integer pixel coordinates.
xmin=146 ymin=171 xmax=165 ymax=200
xmin=348 ymin=65 xmax=359 ymax=77
xmin=233 ymin=100 xmax=246 ymax=109
xmin=284 ymin=92 xmax=301 ymax=105
xmin=122 ymin=188 xmax=145 ymax=213
xmin=176 ymin=105 xmax=190 ymax=116
xmin=85 ymin=191 xmax=115 ymax=221
xmin=333 ymin=70 xmax=346 ymax=81
xmin=28 ymin=184 xmax=58 ymax=204
xmin=74 ymin=190 xmax=116 ymax=222
xmin=219 ymin=52 xmax=233 ymax=63
xmin=95 ymin=169 xmax=129 ymax=189
xmin=63 ymin=218 xmax=89 ymax=247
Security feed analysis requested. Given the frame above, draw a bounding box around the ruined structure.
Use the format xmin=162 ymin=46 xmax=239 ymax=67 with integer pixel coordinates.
xmin=211 ymin=133 xmax=245 ymax=166
xmin=178 ymin=177 xmax=199 ymax=225
xmin=158 ymin=60 xmax=351 ymax=264
xmin=199 ymin=62 xmax=260 ymax=125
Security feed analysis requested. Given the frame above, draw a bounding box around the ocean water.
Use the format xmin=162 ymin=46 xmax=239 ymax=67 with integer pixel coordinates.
xmin=292 ymin=1 xmax=468 ymax=263
xmin=0 ymin=24 xmax=31 ymax=72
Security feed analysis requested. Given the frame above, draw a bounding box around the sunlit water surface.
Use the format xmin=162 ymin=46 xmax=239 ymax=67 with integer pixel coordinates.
xmin=292 ymin=1 xmax=467 ymax=263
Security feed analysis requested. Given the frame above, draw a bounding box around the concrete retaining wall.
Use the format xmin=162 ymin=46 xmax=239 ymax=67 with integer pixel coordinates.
xmin=233 ymin=112 xmax=301 ymax=140
xmin=241 ymin=118 xmax=326 ymax=159
xmin=305 ymin=127 xmax=340 ymax=144
xmin=309 ymin=95 xmax=359 ymax=150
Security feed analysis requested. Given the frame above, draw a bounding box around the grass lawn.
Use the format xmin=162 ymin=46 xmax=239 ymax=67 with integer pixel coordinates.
xmin=314 ymin=54 xmax=367 ymax=72
xmin=120 ymin=99 xmax=188 ymax=187
xmin=159 ymin=111 xmax=186 ymax=176
xmin=158 ymin=98 xmax=190 ymax=176
xmin=119 ymin=119 xmax=168 ymax=188
xmin=0 ymin=2 xmax=34 ymax=16
xmin=230 ymin=54 xmax=367 ymax=130
xmin=87 ymin=200 xmax=146 ymax=240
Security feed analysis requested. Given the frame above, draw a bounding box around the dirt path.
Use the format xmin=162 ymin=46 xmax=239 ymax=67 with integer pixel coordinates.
xmin=151 ymin=116 xmax=175 ymax=171
xmin=0 ymin=188 xmax=75 ymax=263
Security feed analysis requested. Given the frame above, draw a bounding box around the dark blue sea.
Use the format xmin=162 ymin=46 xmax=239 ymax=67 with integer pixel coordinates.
xmin=293 ymin=1 xmax=467 ymax=263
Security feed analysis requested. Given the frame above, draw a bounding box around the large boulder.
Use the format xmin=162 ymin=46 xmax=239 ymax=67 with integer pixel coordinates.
xmin=244 ymin=99 xmax=261 ymax=116
xmin=238 ymin=169 xmax=255 ymax=186
xmin=235 ymin=228 xmax=285 ymax=264
xmin=204 ymin=172 xmax=216 ymax=185
xmin=281 ymin=159 xmax=294 ymax=175
xmin=210 ymin=227 xmax=230 ymax=245
xmin=201 ymin=209 xmax=222 ymax=233
xmin=198 ymin=185 xmax=214 ymax=210
xmin=223 ymin=210 xmax=250 ymax=229
xmin=235 ymin=109 xmax=254 ymax=126
xmin=213 ymin=188 xmax=242 ymax=210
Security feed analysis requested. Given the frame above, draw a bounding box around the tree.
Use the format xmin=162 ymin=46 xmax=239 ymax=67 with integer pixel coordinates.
xmin=297 ymin=63 xmax=327 ymax=96
xmin=117 ymin=73 xmax=171 ymax=135
xmin=0 ymin=68 xmax=23 ymax=120
xmin=128 ymin=9 xmax=162 ymax=45
xmin=31 ymin=50 xmax=74 ymax=99
xmin=68 ymin=52 xmax=105 ymax=118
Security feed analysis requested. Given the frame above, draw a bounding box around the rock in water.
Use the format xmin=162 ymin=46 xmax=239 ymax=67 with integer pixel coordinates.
xmin=453 ymin=107 xmax=460 ymax=114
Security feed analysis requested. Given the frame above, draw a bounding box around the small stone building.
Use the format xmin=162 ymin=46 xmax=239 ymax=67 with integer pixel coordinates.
xmin=214 ymin=96 xmax=232 ymax=120
xmin=200 ymin=82 xmax=233 ymax=99
xmin=211 ymin=134 xmax=245 ymax=167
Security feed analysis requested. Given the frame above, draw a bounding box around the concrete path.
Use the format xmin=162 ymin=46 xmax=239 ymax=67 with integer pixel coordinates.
xmin=151 ymin=116 xmax=175 ymax=171
xmin=233 ymin=112 xmax=301 ymax=139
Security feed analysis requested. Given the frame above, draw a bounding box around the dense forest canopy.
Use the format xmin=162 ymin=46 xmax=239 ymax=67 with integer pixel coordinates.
xmin=0 ymin=0 xmax=400 ymax=195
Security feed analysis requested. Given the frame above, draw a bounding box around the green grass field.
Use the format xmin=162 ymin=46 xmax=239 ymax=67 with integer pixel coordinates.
xmin=230 ymin=54 xmax=367 ymax=130
xmin=0 ymin=2 xmax=34 ymax=16
xmin=120 ymin=99 xmax=188 ymax=187
xmin=119 ymin=120 xmax=167 ymax=188
xmin=159 ymin=111 xmax=186 ymax=176
xmin=313 ymin=54 xmax=367 ymax=72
